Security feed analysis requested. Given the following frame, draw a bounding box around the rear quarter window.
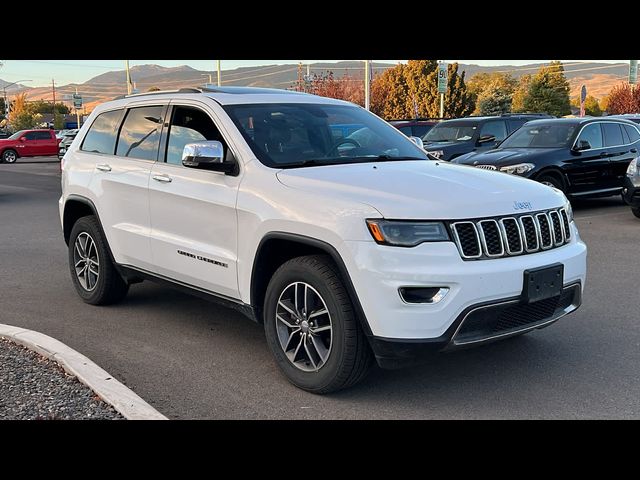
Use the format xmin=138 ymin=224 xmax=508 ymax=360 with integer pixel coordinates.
xmin=81 ymin=109 xmax=124 ymax=154
xmin=624 ymin=124 xmax=640 ymax=143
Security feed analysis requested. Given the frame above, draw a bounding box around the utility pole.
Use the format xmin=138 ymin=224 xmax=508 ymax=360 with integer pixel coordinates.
xmin=125 ymin=60 xmax=132 ymax=95
xmin=364 ymin=60 xmax=371 ymax=111
xmin=52 ymin=79 xmax=57 ymax=129
xmin=75 ymin=87 xmax=81 ymax=129
xmin=217 ymin=60 xmax=221 ymax=86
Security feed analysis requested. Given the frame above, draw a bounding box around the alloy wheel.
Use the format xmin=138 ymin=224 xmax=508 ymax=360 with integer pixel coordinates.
xmin=73 ymin=232 xmax=100 ymax=291
xmin=3 ymin=151 xmax=17 ymax=163
xmin=275 ymin=282 xmax=333 ymax=372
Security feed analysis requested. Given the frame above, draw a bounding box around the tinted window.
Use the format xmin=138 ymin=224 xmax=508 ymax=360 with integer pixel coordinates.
xmin=602 ymin=123 xmax=624 ymax=147
xmin=508 ymin=119 xmax=529 ymax=132
xmin=424 ymin=123 xmax=477 ymax=142
xmin=116 ymin=106 xmax=164 ymax=161
xmin=165 ymin=106 xmax=224 ymax=165
xmin=35 ymin=131 xmax=52 ymax=140
xmin=81 ymin=109 xmax=123 ymax=154
xmin=412 ymin=125 xmax=431 ymax=137
xmin=576 ymin=123 xmax=603 ymax=149
xmin=24 ymin=132 xmax=38 ymax=140
xmin=479 ymin=121 xmax=507 ymax=141
xmin=624 ymin=124 xmax=640 ymax=142
xmin=398 ymin=126 xmax=412 ymax=136
xmin=500 ymin=123 xmax=578 ymax=148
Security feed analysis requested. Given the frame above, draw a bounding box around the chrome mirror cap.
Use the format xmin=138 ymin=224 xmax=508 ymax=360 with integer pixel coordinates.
xmin=182 ymin=141 xmax=224 ymax=167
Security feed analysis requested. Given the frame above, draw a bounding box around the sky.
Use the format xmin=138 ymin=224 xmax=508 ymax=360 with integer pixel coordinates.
xmin=0 ymin=60 xmax=629 ymax=88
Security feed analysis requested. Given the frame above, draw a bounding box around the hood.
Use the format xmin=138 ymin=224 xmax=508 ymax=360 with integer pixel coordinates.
xmin=276 ymin=160 xmax=566 ymax=219
xmin=454 ymin=148 xmax=561 ymax=167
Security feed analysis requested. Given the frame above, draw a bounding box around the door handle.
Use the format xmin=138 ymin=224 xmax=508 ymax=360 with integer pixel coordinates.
xmin=96 ymin=164 xmax=112 ymax=172
xmin=631 ymin=148 xmax=637 ymax=154
xmin=152 ymin=174 xmax=172 ymax=183
xmin=600 ymin=152 xmax=609 ymax=158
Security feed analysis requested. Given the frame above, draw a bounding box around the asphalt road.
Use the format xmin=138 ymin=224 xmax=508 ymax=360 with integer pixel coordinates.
xmin=2 ymin=157 xmax=639 ymax=419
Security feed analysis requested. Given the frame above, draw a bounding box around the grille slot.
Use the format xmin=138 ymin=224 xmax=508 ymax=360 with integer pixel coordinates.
xmin=500 ymin=218 xmax=523 ymax=254
xmin=478 ymin=220 xmax=504 ymax=256
xmin=549 ymin=210 xmax=564 ymax=245
xmin=536 ymin=213 xmax=553 ymax=249
xmin=450 ymin=208 xmax=570 ymax=261
xmin=452 ymin=222 xmax=481 ymax=258
xmin=560 ymin=208 xmax=571 ymax=240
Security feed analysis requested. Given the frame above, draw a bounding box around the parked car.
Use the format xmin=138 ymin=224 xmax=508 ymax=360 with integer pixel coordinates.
xmin=0 ymin=130 xmax=10 ymax=139
xmin=423 ymin=113 xmax=553 ymax=161
xmin=452 ymin=118 xmax=640 ymax=199
xmin=608 ymin=114 xmax=640 ymax=125
xmin=59 ymin=87 xmax=586 ymax=393
xmin=389 ymin=119 xmax=439 ymax=139
xmin=623 ymin=154 xmax=640 ymax=218
xmin=0 ymin=129 xmax=61 ymax=163
xmin=58 ymin=129 xmax=78 ymax=158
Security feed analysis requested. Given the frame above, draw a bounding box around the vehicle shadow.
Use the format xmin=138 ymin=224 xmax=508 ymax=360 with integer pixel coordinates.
xmin=570 ymin=195 xmax=626 ymax=211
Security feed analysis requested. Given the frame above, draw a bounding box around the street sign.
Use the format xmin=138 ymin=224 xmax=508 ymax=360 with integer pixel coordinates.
xmin=438 ymin=62 xmax=448 ymax=94
xmin=72 ymin=93 xmax=83 ymax=109
xmin=630 ymin=60 xmax=638 ymax=85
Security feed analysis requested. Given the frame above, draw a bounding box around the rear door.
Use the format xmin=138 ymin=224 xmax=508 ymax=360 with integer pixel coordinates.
xmin=603 ymin=122 xmax=637 ymax=188
xmin=37 ymin=131 xmax=58 ymax=155
xmin=84 ymin=104 xmax=166 ymax=269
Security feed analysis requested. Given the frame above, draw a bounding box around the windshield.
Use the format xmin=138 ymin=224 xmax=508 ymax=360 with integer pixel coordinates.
xmin=223 ymin=103 xmax=428 ymax=168
xmin=499 ymin=123 xmax=577 ymax=148
xmin=423 ymin=123 xmax=477 ymax=143
xmin=8 ymin=130 xmax=25 ymax=140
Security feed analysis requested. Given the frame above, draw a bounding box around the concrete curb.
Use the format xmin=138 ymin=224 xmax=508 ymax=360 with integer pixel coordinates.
xmin=0 ymin=324 xmax=167 ymax=420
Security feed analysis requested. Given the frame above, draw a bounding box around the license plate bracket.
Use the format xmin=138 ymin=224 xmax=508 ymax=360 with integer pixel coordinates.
xmin=522 ymin=263 xmax=563 ymax=304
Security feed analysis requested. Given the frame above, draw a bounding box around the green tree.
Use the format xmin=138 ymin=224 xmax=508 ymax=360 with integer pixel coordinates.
xmin=27 ymin=100 xmax=70 ymax=115
xmin=370 ymin=60 xmax=474 ymax=119
xmin=572 ymin=95 xmax=602 ymax=116
xmin=521 ymin=61 xmax=571 ymax=116
xmin=477 ymin=85 xmax=513 ymax=115
xmin=54 ymin=110 xmax=65 ymax=129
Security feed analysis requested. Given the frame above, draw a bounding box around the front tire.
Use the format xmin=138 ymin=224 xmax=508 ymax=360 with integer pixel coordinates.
xmin=264 ymin=255 xmax=372 ymax=394
xmin=2 ymin=149 xmax=18 ymax=163
xmin=632 ymin=207 xmax=640 ymax=219
xmin=68 ymin=215 xmax=129 ymax=305
xmin=536 ymin=173 xmax=564 ymax=192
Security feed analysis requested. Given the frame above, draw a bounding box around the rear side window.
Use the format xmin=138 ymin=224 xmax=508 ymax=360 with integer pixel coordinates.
xmin=624 ymin=124 xmax=640 ymax=142
xmin=508 ymin=119 xmax=528 ymax=132
xmin=602 ymin=123 xmax=624 ymax=147
xmin=81 ymin=109 xmax=123 ymax=154
xmin=35 ymin=131 xmax=52 ymax=140
xmin=116 ymin=106 xmax=164 ymax=161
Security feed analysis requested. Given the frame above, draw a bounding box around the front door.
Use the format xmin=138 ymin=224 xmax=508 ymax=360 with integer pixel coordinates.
xmin=564 ymin=122 xmax=611 ymax=195
xmin=477 ymin=120 xmax=508 ymax=152
xmin=148 ymin=102 xmax=241 ymax=299
xmin=20 ymin=131 xmax=40 ymax=156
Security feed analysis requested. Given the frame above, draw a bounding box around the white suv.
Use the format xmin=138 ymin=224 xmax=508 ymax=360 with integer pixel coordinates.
xmin=59 ymin=87 xmax=587 ymax=393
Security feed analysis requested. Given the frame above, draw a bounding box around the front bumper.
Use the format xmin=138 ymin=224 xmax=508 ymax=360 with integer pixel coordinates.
xmin=340 ymin=221 xmax=587 ymax=361
xmin=623 ymin=177 xmax=640 ymax=208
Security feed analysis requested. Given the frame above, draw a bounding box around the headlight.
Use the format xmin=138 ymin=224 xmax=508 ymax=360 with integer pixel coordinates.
xmin=627 ymin=158 xmax=639 ymax=177
xmin=427 ymin=150 xmax=444 ymax=159
xmin=366 ymin=219 xmax=450 ymax=247
xmin=499 ymin=163 xmax=535 ymax=175
xmin=564 ymin=198 xmax=574 ymax=223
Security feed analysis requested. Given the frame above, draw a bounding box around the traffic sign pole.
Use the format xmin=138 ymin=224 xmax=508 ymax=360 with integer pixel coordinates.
xmin=438 ymin=61 xmax=448 ymax=118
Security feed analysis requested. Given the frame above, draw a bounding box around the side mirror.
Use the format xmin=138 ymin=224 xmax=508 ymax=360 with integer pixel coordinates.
xmin=19 ymin=137 xmax=26 ymax=142
xmin=409 ymin=136 xmax=424 ymax=149
xmin=573 ymin=140 xmax=591 ymax=152
xmin=182 ymin=141 xmax=235 ymax=174
xmin=477 ymin=134 xmax=496 ymax=144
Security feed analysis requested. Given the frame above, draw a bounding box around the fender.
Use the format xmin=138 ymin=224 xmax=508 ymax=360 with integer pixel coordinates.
xmin=251 ymin=232 xmax=373 ymax=336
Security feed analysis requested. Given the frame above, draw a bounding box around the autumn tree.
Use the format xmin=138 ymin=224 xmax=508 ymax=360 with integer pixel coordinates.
xmin=511 ymin=74 xmax=531 ymax=112
xmin=7 ymin=93 xmax=43 ymax=131
xmin=520 ymin=61 xmax=571 ymax=116
xmin=467 ymin=72 xmax=517 ymax=114
xmin=310 ymin=71 xmax=364 ymax=106
xmin=605 ymin=83 xmax=640 ymax=114
xmin=370 ymin=60 xmax=474 ymax=120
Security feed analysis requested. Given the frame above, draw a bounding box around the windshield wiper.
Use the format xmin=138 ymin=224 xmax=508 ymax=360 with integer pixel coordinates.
xmin=275 ymin=155 xmax=426 ymax=169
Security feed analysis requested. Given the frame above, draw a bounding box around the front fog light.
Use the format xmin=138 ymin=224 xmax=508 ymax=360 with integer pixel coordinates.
xmin=399 ymin=287 xmax=449 ymax=304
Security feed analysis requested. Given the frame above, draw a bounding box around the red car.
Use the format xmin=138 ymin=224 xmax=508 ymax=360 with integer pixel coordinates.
xmin=0 ymin=129 xmax=61 ymax=163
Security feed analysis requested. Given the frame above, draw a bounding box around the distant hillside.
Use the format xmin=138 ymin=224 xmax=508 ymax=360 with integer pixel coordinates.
xmin=3 ymin=61 xmax=630 ymax=113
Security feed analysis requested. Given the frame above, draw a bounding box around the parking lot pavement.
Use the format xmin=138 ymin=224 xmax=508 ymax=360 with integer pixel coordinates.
xmin=2 ymin=159 xmax=640 ymax=419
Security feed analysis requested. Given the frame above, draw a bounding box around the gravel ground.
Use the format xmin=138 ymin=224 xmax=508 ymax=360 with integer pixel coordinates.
xmin=0 ymin=338 xmax=124 ymax=420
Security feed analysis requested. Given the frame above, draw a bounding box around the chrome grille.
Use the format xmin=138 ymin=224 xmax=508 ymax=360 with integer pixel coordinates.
xmin=475 ymin=165 xmax=497 ymax=170
xmin=450 ymin=208 xmax=571 ymax=260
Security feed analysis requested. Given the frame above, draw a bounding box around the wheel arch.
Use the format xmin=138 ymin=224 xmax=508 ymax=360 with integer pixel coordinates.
xmin=63 ymin=195 xmax=99 ymax=245
xmin=533 ymin=167 xmax=568 ymax=191
xmin=250 ymin=232 xmax=372 ymax=336
xmin=1 ymin=147 xmax=19 ymax=159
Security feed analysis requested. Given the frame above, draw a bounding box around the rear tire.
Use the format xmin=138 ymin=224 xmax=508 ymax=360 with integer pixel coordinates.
xmin=263 ymin=255 xmax=373 ymax=394
xmin=632 ymin=207 xmax=640 ymax=219
xmin=68 ymin=215 xmax=129 ymax=305
xmin=2 ymin=149 xmax=18 ymax=163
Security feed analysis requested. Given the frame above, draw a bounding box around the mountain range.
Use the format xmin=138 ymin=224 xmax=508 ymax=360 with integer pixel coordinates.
xmin=1 ymin=61 xmax=631 ymax=113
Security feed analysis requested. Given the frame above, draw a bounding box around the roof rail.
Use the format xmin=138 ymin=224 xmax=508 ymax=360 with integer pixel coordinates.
xmin=389 ymin=117 xmax=444 ymax=122
xmin=123 ymin=88 xmax=202 ymax=98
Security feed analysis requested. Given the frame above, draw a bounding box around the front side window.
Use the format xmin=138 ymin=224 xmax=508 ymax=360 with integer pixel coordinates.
xmin=602 ymin=123 xmax=624 ymax=147
xmin=424 ymin=122 xmax=477 ymax=143
xmin=624 ymin=124 xmax=640 ymax=143
xmin=165 ymin=106 xmax=224 ymax=165
xmin=24 ymin=132 xmax=38 ymax=140
xmin=81 ymin=109 xmax=123 ymax=154
xmin=8 ymin=130 xmax=25 ymax=140
xmin=479 ymin=121 xmax=508 ymax=141
xmin=499 ymin=123 xmax=578 ymax=149
xmin=575 ymin=123 xmax=603 ymax=149
xmin=116 ymin=106 xmax=164 ymax=161
xmin=224 ymin=103 xmax=427 ymax=168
